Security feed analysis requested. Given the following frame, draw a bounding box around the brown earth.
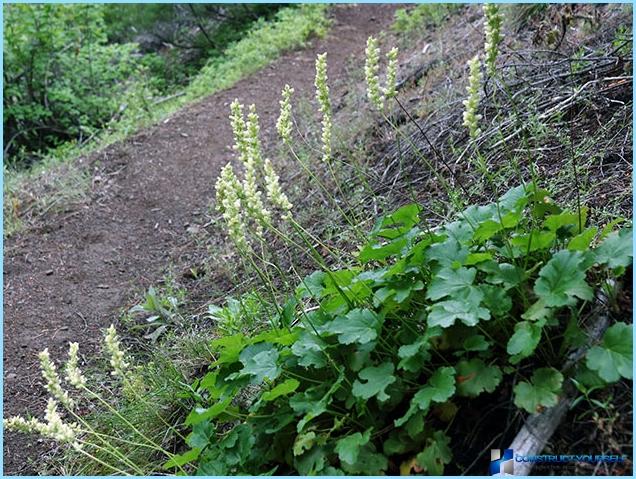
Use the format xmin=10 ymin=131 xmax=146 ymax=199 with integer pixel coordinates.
xmin=2 ymin=5 xmax=400 ymax=474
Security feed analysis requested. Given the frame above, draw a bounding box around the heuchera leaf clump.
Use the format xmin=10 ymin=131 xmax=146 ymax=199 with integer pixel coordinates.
xmin=173 ymin=183 xmax=632 ymax=475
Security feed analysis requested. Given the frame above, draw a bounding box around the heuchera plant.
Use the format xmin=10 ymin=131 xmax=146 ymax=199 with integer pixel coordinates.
xmin=172 ymin=183 xmax=632 ymax=475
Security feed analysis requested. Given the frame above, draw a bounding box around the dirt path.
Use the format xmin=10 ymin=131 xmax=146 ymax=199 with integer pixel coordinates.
xmin=2 ymin=5 xmax=398 ymax=474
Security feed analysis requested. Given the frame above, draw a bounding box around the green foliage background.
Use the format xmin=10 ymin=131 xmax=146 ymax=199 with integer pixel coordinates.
xmin=2 ymin=3 xmax=289 ymax=167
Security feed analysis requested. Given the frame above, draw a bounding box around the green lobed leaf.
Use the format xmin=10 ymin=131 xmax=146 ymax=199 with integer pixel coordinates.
xmin=261 ymin=378 xmax=300 ymax=402
xmin=293 ymin=431 xmax=317 ymax=456
xmin=568 ymin=227 xmax=598 ymax=251
xmin=395 ymin=366 xmax=456 ymax=427
xmin=427 ymin=289 xmax=490 ymax=328
xmin=291 ymin=331 xmax=328 ymax=368
xmin=324 ymin=308 xmax=383 ymax=345
xmin=480 ymin=261 xmax=526 ymax=290
xmin=296 ymin=271 xmax=325 ymax=298
xmin=522 ymin=299 xmax=552 ymax=321
xmin=509 ymin=231 xmax=556 ymax=256
xmin=294 ymin=445 xmax=327 ymax=475
xmin=534 ymin=250 xmax=593 ymax=307
xmin=340 ymin=444 xmax=388 ymax=475
xmin=455 ymin=358 xmax=502 ymax=397
xmin=462 ymin=334 xmax=490 ymax=352
xmin=187 ymin=420 xmax=215 ymax=450
xmin=507 ymin=320 xmax=543 ymax=363
xmin=544 ymin=209 xmax=587 ymax=233
xmin=373 ymin=203 xmax=422 ymax=239
xmin=398 ymin=337 xmax=430 ymax=372
xmin=211 ymin=333 xmax=247 ymax=366
xmin=415 ymin=430 xmax=453 ymax=476
xmin=185 ymin=397 xmax=232 ymax=426
xmin=480 ymin=284 xmax=512 ymax=317
xmin=334 ymin=429 xmax=371 ymax=465
xmin=163 ymin=448 xmax=200 ymax=470
xmin=219 ymin=424 xmax=255 ymax=466
xmin=585 ymin=322 xmax=633 ymax=382
xmin=352 ymin=362 xmax=397 ymax=401
xmin=513 ymin=367 xmax=563 ymax=413
xmin=290 ymin=373 xmax=344 ymax=432
xmin=593 ymin=228 xmax=633 ymax=270
xmin=425 ymin=238 xmax=469 ymax=268
xmin=236 ymin=343 xmax=281 ymax=383
xmin=426 ymin=267 xmax=478 ymax=301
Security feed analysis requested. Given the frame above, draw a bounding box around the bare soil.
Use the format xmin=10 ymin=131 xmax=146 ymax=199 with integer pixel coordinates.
xmin=2 ymin=5 xmax=399 ymax=474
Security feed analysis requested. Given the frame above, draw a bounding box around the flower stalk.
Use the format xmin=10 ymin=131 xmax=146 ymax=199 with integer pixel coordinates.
xmin=462 ymin=55 xmax=483 ymax=140
xmin=483 ymin=3 xmax=504 ymax=76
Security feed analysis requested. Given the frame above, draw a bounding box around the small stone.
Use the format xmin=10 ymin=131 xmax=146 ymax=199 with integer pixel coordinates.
xmin=45 ymin=269 xmax=54 ymax=276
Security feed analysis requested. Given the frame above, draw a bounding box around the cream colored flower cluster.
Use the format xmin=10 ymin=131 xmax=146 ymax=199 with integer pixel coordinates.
xmin=4 ymin=325 xmax=131 ymax=446
xmin=483 ymin=3 xmax=504 ymax=76
xmin=462 ymin=55 xmax=483 ymax=139
xmin=39 ymin=348 xmax=74 ymax=408
xmin=65 ymin=342 xmax=87 ymax=388
xmin=276 ymin=84 xmax=294 ymax=144
xmin=315 ymin=53 xmax=332 ymax=162
xmin=462 ymin=4 xmax=506 ymax=139
xmin=216 ymin=163 xmax=248 ymax=249
xmin=4 ymin=399 xmax=77 ymax=444
xmin=365 ymin=36 xmax=399 ymax=110
xmin=104 ymin=324 xmax=130 ymax=378
xmin=215 ymin=98 xmax=294 ymax=249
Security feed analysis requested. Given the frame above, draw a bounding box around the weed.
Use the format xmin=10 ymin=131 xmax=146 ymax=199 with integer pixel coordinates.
xmin=206 ymin=291 xmax=271 ymax=335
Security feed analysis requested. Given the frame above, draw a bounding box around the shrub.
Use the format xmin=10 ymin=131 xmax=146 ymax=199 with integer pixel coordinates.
xmin=3 ymin=4 xmax=143 ymax=164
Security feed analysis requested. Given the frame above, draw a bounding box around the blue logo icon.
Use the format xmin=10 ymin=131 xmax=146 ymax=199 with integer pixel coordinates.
xmin=490 ymin=449 xmax=514 ymax=476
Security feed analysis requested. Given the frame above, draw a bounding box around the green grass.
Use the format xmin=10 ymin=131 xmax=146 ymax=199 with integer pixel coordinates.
xmin=57 ymin=354 xmax=193 ymax=475
xmin=392 ymin=3 xmax=461 ymax=34
xmin=4 ymin=4 xmax=330 ymax=238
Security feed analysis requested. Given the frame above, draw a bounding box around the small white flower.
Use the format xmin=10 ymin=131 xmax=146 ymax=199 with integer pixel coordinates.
xmin=215 ymin=163 xmax=249 ymax=249
xmin=64 ymin=342 xmax=86 ymax=388
xmin=104 ymin=325 xmax=129 ymax=378
xmin=314 ymin=53 xmax=331 ymax=115
xmin=42 ymin=398 xmax=76 ymax=443
xmin=39 ymin=348 xmax=74 ymax=408
xmin=384 ymin=47 xmax=399 ymax=100
xmin=230 ymin=99 xmax=249 ymax=164
xmin=276 ymin=85 xmax=294 ymax=144
xmin=463 ymin=55 xmax=483 ymax=139
xmin=315 ymin=53 xmax=333 ymax=163
xmin=264 ymin=159 xmax=293 ymax=219
xmin=483 ymin=3 xmax=504 ymax=76
xmin=365 ymin=36 xmax=383 ymax=110
xmin=3 ymin=416 xmax=45 ymax=435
